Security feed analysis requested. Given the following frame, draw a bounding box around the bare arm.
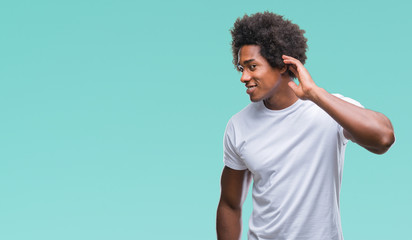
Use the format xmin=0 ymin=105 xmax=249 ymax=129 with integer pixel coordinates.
xmin=217 ymin=166 xmax=252 ymax=240
xmin=282 ymin=55 xmax=395 ymax=154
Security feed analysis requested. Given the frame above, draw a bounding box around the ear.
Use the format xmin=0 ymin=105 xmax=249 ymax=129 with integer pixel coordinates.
xmin=279 ymin=64 xmax=288 ymax=74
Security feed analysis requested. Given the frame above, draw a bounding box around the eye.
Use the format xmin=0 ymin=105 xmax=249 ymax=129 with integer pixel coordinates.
xmin=237 ymin=65 xmax=244 ymax=72
xmin=250 ymin=64 xmax=257 ymax=71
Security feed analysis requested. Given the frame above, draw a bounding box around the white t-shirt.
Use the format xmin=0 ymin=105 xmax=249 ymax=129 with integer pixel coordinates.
xmin=223 ymin=94 xmax=362 ymax=240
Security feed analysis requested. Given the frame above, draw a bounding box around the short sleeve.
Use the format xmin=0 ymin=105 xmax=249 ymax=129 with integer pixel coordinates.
xmin=332 ymin=94 xmax=364 ymax=143
xmin=223 ymin=119 xmax=248 ymax=170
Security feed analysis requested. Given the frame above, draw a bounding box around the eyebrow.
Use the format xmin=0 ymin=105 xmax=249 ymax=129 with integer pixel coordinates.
xmin=241 ymin=59 xmax=256 ymax=66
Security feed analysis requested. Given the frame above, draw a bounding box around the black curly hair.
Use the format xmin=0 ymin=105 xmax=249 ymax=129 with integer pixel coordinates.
xmin=230 ymin=11 xmax=308 ymax=78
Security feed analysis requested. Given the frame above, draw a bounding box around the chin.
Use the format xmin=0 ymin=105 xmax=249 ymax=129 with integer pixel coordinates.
xmin=249 ymin=95 xmax=262 ymax=102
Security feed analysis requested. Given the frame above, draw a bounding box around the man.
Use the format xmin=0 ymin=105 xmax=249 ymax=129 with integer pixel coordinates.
xmin=216 ymin=12 xmax=395 ymax=240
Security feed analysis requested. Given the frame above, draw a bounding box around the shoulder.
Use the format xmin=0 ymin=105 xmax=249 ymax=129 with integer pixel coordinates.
xmin=229 ymin=102 xmax=260 ymax=124
xmin=224 ymin=102 xmax=261 ymax=140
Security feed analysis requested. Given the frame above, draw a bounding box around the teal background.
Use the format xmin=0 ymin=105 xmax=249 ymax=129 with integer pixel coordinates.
xmin=1 ymin=0 xmax=410 ymax=239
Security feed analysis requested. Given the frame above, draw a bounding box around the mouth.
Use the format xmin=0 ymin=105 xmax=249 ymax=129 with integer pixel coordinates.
xmin=246 ymin=85 xmax=257 ymax=94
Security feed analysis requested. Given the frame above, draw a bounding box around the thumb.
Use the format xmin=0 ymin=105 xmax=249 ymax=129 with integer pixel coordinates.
xmin=288 ymin=80 xmax=298 ymax=92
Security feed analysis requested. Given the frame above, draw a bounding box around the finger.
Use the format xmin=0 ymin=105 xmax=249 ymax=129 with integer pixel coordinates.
xmin=288 ymin=80 xmax=298 ymax=92
xmin=282 ymin=55 xmax=304 ymax=67
xmin=283 ymin=59 xmax=299 ymax=72
xmin=287 ymin=65 xmax=299 ymax=79
xmin=283 ymin=59 xmax=296 ymax=66
xmin=282 ymin=55 xmax=297 ymax=60
xmin=282 ymin=55 xmax=300 ymax=63
xmin=283 ymin=58 xmax=303 ymax=69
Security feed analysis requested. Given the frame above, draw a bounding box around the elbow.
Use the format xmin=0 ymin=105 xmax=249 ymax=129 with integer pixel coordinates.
xmin=218 ymin=198 xmax=242 ymax=212
xmin=375 ymin=130 xmax=395 ymax=154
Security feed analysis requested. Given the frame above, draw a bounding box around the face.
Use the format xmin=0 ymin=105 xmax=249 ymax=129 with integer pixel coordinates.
xmin=237 ymin=45 xmax=286 ymax=102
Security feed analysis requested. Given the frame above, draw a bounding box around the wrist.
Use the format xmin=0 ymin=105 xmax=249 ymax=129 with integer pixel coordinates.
xmin=308 ymin=86 xmax=326 ymax=103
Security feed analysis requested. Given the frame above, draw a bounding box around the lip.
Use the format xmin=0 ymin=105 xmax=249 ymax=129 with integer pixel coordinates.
xmin=246 ymin=85 xmax=257 ymax=94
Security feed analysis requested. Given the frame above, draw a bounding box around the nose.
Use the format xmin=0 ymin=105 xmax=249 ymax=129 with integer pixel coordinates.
xmin=240 ymin=70 xmax=252 ymax=83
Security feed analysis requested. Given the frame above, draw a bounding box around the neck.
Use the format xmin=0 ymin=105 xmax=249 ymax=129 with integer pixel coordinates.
xmin=263 ymin=79 xmax=299 ymax=110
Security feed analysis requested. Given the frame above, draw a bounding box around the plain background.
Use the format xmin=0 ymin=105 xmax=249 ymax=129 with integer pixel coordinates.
xmin=1 ymin=0 xmax=411 ymax=239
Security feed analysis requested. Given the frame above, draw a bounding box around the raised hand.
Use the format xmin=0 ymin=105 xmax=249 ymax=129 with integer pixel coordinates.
xmin=282 ymin=55 xmax=319 ymax=101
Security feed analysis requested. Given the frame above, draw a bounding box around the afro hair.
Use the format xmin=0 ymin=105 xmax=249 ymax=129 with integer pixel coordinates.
xmin=230 ymin=12 xmax=308 ymax=78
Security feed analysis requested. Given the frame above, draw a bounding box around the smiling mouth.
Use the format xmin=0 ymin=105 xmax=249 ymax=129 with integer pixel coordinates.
xmin=246 ymin=85 xmax=257 ymax=94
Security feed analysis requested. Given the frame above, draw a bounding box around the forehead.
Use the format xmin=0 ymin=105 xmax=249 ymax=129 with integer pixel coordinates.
xmin=237 ymin=45 xmax=263 ymax=63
